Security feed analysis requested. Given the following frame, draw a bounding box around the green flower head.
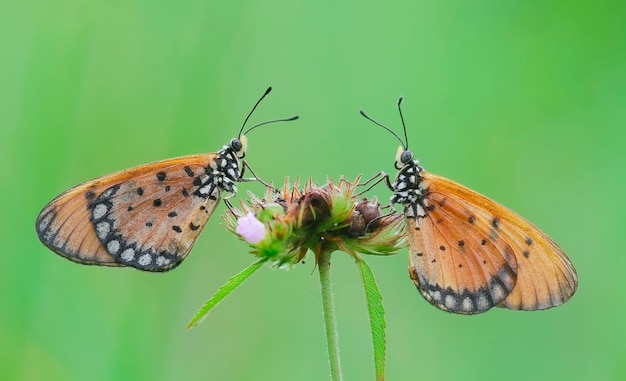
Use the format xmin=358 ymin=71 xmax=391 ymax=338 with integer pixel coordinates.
xmin=223 ymin=177 xmax=406 ymax=268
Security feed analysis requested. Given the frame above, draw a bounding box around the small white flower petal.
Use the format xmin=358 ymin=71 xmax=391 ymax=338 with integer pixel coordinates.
xmin=236 ymin=212 xmax=266 ymax=244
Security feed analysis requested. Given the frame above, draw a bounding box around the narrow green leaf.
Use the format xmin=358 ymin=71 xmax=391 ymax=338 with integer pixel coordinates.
xmin=357 ymin=258 xmax=386 ymax=381
xmin=187 ymin=258 xmax=267 ymax=329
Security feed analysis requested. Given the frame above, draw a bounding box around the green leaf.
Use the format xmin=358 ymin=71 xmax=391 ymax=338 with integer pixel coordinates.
xmin=187 ymin=258 xmax=267 ymax=329
xmin=357 ymin=258 xmax=386 ymax=381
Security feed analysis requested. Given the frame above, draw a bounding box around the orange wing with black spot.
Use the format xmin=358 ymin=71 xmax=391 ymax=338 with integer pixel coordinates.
xmin=36 ymin=154 xmax=220 ymax=272
xmin=407 ymin=172 xmax=578 ymax=314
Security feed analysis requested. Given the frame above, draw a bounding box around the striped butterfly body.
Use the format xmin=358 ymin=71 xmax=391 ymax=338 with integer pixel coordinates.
xmin=36 ymin=87 xmax=298 ymax=272
xmin=360 ymin=99 xmax=578 ymax=314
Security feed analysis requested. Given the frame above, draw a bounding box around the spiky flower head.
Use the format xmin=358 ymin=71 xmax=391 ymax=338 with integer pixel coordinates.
xmin=223 ymin=177 xmax=406 ymax=268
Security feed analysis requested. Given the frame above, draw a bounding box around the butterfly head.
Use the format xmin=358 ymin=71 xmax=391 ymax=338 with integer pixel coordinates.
xmin=230 ymin=136 xmax=248 ymax=159
xmin=395 ymin=146 xmax=417 ymax=170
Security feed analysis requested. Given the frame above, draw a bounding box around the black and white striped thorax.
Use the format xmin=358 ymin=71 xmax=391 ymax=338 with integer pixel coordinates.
xmin=391 ymin=161 xmax=429 ymax=219
xmin=194 ymin=145 xmax=242 ymax=200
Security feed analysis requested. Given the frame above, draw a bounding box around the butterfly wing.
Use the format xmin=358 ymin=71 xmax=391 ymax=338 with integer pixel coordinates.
xmin=36 ymin=154 xmax=221 ymax=272
xmin=407 ymin=172 xmax=577 ymax=313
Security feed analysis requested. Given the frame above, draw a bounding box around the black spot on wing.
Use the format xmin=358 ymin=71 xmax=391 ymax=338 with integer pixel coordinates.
xmin=492 ymin=217 xmax=500 ymax=228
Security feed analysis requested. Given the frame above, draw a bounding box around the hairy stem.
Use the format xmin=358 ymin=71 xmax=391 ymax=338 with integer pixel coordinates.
xmin=318 ymin=248 xmax=343 ymax=381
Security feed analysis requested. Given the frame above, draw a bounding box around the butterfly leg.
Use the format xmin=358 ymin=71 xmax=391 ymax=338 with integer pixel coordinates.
xmin=238 ymin=160 xmax=263 ymax=183
xmin=239 ymin=160 xmax=278 ymax=193
xmin=355 ymin=171 xmax=394 ymax=197
xmin=362 ymin=210 xmax=399 ymax=235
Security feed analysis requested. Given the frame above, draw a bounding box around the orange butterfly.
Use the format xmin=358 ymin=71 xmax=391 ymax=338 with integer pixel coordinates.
xmin=360 ymin=98 xmax=578 ymax=313
xmin=36 ymin=87 xmax=298 ymax=272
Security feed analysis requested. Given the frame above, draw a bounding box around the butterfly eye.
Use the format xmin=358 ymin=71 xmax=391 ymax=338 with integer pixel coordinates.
xmin=400 ymin=150 xmax=414 ymax=164
xmin=394 ymin=146 xmax=413 ymax=169
xmin=230 ymin=138 xmax=243 ymax=152
xmin=236 ymin=136 xmax=249 ymax=158
xmin=230 ymin=136 xmax=248 ymax=158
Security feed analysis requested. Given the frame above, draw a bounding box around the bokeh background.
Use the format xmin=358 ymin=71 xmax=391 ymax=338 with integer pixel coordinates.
xmin=2 ymin=1 xmax=625 ymax=380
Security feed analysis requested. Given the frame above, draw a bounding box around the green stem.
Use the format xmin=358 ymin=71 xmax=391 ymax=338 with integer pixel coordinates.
xmin=318 ymin=248 xmax=343 ymax=381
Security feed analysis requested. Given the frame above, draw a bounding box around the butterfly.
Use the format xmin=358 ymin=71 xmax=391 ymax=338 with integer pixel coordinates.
xmin=359 ymin=98 xmax=578 ymax=314
xmin=36 ymin=87 xmax=298 ymax=272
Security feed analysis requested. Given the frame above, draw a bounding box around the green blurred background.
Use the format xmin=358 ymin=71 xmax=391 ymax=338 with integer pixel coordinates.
xmin=2 ymin=1 xmax=625 ymax=380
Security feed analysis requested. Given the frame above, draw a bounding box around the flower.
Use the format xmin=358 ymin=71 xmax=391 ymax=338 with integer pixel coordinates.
xmin=223 ymin=177 xmax=406 ymax=268
xmin=236 ymin=212 xmax=266 ymax=244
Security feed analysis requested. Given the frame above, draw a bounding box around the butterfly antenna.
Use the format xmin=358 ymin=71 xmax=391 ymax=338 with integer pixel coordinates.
xmin=238 ymin=87 xmax=273 ymax=138
xmin=397 ymin=96 xmax=409 ymax=149
xmin=243 ymin=115 xmax=299 ymax=136
xmin=359 ymin=109 xmax=406 ymax=150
